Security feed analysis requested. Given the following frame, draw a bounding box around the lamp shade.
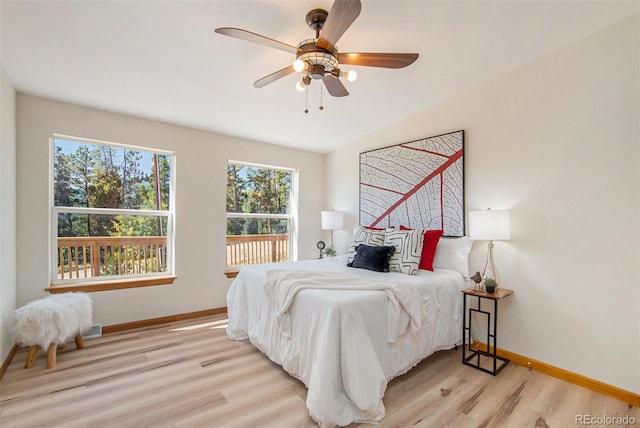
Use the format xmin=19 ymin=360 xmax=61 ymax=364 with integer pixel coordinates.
xmin=321 ymin=211 xmax=344 ymax=230
xmin=469 ymin=210 xmax=511 ymax=241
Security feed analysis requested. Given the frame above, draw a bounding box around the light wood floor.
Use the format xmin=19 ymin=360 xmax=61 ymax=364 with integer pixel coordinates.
xmin=1 ymin=314 xmax=637 ymax=427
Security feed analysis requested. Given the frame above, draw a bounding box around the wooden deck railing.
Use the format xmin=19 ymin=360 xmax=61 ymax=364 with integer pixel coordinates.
xmin=226 ymin=234 xmax=289 ymax=267
xmin=57 ymin=236 xmax=167 ymax=280
xmin=58 ymin=234 xmax=288 ymax=279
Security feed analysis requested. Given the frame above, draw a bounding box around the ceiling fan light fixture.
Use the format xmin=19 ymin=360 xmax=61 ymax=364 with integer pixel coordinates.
xmin=296 ymin=80 xmax=306 ymax=92
xmin=346 ymin=70 xmax=357 ymax=82
xmin=293 ymin=59 xmax=306 ymax=72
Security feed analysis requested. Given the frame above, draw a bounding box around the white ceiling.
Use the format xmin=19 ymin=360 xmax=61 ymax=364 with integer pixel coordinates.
xmin=1 ymin=1 xmax=637 ymax=154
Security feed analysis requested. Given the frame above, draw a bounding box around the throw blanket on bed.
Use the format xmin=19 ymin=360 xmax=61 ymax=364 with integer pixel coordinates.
xmin=263 ymin=269 xmax=423 ymax=343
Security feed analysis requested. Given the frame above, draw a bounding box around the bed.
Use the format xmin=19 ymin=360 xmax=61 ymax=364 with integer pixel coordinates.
xmin=226 ymin=233 xmax=470 ymax=427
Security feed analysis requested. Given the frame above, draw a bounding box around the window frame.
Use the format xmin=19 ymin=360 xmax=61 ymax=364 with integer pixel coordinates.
xmin=48 ymin=133 xmax=176 ymax=292
xmin=225 ymin=160 xmax=299 ymax=269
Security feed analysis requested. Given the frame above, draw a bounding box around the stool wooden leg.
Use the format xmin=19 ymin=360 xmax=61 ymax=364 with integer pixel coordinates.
xmin=74 ymin=334 xmax=85 ymax=349
xmin=24 ymin=346 xmax=39 ymax=369
xmin=46 ymin=344 xmax=57 ymax=369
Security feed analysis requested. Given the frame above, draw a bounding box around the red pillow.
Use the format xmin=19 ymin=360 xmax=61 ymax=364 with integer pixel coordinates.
xmin=400 ymin=226 xmax=443 ymax=271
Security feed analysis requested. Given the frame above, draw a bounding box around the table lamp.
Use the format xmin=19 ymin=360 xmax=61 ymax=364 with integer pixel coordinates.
xmin=321 ymin=210 xmax=344 ymax=252
xmin=469 ymin=209 xmax=511 ymax=286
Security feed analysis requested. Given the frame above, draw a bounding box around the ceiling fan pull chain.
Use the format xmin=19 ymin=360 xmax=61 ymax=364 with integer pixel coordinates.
xmin=319 ymin=83 xmax=324 ymax=111
xmin=304 ymin=85 xmax=309 ymax=114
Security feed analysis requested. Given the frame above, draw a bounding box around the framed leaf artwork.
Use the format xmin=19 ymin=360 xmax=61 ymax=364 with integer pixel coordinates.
xmin=359 ymin=130 xmax=465 ymax=236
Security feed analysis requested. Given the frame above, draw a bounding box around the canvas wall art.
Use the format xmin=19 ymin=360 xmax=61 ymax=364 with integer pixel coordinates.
xmin=359 ymin=130 xmax=465 ymax=236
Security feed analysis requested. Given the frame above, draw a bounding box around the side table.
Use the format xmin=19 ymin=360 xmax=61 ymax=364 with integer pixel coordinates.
xmin=462 ymin=288 xmax=514 ymax=375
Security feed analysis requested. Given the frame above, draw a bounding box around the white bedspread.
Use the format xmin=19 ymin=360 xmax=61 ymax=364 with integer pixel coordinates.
xmin=226 ymin=256 xmax=464 ymax=427
xmin=263 ymin=269 xmax=423 ymax=343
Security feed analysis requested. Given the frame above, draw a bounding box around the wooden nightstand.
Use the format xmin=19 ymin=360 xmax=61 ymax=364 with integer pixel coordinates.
xmin=461 ymin=288 xmax=514 ymax=375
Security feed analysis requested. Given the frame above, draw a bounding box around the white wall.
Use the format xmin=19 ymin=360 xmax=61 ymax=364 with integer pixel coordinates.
xmin=0 ymin=62 xmax=17 ymax=362
xmin=16 ymin=95 xmax=324 ymax=326
xmin=325 ymin=15 xmax=639 ymax=394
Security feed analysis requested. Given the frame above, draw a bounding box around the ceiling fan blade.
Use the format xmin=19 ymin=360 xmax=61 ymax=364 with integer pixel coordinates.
xmin=339 ymin=53 xmax=419 ymax=69
xmin=215 ymin=27 xmax=298 ymax=55
xmin=322 ymin=75 xmax=349 ymax=97
xmin=253 ymin=66 xmax=296 ymax=88
xmin=316 ymin=0 xmax=362 ymax=52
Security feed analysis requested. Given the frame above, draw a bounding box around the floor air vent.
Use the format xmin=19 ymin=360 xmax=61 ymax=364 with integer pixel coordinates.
xmin=83 ymin=324 xmax=102 ymax=339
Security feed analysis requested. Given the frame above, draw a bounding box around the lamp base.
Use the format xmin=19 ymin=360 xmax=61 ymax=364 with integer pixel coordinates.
xmin=482 ymin=241 xmax=500 ymax=289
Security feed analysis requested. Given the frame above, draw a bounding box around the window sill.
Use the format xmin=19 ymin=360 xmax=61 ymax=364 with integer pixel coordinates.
xmin=46 ymin=276 xmax=177 ymax=293
xmin=224 ymin=270 xmax=239 ymax=279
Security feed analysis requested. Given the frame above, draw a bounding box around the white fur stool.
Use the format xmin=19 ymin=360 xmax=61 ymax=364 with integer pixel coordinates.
xmin=12 ymin=292 xmax=93 ymax=369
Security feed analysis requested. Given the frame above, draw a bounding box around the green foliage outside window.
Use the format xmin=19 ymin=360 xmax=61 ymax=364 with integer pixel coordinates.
xmin=226 ymin=163 xmax=291 ymax=236
xmin=54 ymin=138 xmax=171 ymax=238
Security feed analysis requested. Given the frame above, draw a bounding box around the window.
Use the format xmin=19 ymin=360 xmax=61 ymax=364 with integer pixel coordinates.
xmin=50 ymin=135 xmax=175 ymax=291
xmin=226 ymin=161 xmax=297 ymax=268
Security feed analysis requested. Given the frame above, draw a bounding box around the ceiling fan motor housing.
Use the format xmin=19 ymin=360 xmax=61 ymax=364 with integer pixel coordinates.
xmin=296 ymin=39 xmax=339 ymax=80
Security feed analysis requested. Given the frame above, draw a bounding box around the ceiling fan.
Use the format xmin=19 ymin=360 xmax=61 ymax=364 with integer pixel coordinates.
xmin=215 ymin=0 xmax=419 ymax=99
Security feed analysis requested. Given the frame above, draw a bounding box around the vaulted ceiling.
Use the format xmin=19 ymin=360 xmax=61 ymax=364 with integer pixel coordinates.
xmin=2 ymin=1 xmax=637 ymax=153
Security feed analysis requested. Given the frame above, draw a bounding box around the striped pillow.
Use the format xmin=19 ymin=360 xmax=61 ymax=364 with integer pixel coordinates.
xmin=400 ymin=226 xmax=444 ymax=271
xmin=384 ymin=228 xmax=424 ymax=275
xmin=347 ymin=227 xmax=386 ymax=263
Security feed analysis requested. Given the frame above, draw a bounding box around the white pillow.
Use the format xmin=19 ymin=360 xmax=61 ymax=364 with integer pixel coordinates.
xmin=433 ymin=236 xmax=473 ymax=277
xmin=384 ymin=228 xmax=424 ymax=275
xmin=347 ymin=227 xmax=386 ymax=263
